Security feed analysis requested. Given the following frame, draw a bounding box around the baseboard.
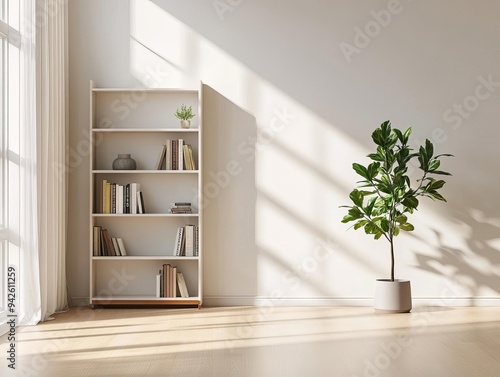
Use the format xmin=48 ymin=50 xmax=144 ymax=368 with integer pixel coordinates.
xmin=68 ymin=297 xmax=90 ymax=307
xmin=203 ymin=296 xmax=500 ymax=307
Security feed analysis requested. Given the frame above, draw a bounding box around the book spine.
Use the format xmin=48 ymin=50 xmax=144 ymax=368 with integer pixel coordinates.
xmin=166 ymin=139 xmax=171 ymax=170
xmin=159 ymin=268 xmax=164 ymax=298
xmin=116 ymin=237 xmax=128 ymax=256
xmin=195 ymin=225 xmax=199 ymax=256
xmin=185 ymin=225 xmax=194 ymax=257
xmin=173 ymin=140 xmax=178 ymax=170
xmin=178 ymin=139 xmax=183 ymax=170
xmin=125 ymin=184 xmax=130 ymax=214
xmin=111 ymin=183 xmax=116 ymax=213
xmin=156 ymin=273 xmax=161 ymax=298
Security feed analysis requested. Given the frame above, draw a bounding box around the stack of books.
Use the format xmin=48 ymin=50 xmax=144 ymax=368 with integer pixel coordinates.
xmin=170 ymin=202 xmax=192 ymax=214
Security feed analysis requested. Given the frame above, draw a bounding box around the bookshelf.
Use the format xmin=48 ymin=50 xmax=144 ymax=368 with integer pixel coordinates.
xmin=89 ymin=81 xmax=203 ymax=308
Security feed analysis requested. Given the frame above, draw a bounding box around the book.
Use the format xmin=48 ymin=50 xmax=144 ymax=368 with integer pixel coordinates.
xmin=185 ymin=225 xmax=195 ymax=257
xmin=187 ymin=144 xmax=196 ymax=170
xmin=155 ymin=144 xmax=167 ymax=170
xmin=116 ymin=185 xmax=123 ymax=214
xmin=93 ymin=226 xmax=101 ymax=256
xmin=166 ymin=139 xmax=172 ymax=170
xmin=182 ymin=144 xmax=196 ymax=170
xmin=111 ymin=183 xmax=117 ymax=213
xmin=116 ymin=237 xmax=128 ymax=256
xmin=178 ymin=139 xmax=184 ymax=170
xmin=125 ymin=184 xmax=130 ymax=213
xmin=195 ymin=225 xmax=199 ymax=256
xmin=102 ymin=229 xmax=116 ymax=256
xmin=137 ymin=191 xmax=145 ymax=214
xmin=172 ymin=265 xmax=177 ymax=297
xmin=112 ymin=237 xmax=121 ymax=256
xmin=100 ymin=229 xmax=107 ymax=256
xmin=173 ymin=227 xmax=185 ymax=256
xmin=156 ymin=272 xmax=161 ymax=298
xmin=177 ymin=272 xmax=189 ymax=298
xmin=159 ymin=268 xmax=164 ymax=297
xmin=102 ymin=180 xmax=111 ymax=214
xmin=131 ymin=183 xmax=140 ymax=214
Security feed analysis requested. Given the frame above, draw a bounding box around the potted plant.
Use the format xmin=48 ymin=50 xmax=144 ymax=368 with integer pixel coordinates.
xmin=174 ymin=104 xmax=196 ymax=129
xmin=341 ymin=121 xmax=452 ymax=312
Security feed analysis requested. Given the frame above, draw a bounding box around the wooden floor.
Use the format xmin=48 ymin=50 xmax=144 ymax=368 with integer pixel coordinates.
xmin=1 ymin=306 xmax=500 ymax=376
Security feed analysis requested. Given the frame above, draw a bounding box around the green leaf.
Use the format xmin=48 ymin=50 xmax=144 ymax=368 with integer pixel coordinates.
xmin=394 ymin=129 xmax=404 ymax=144
xmin=364 ymin=197 xmax=377 ymax=216
xmin=364 ymin=222 xmax=380 ymax=235
xmin=400 ymin=223 xmax=415 ymax=231
xmin=352 ymin=163 xmax=369 ymax=180
xmin=432 ymin=170 xmax=452 ymax=176
xmin=349 ymin=189 xmax=364 ymax=207
xmin=428 ymin=159 xmax=440 ymax=171
xmin=403 ymin=127 xmax=412 ymax=144
xmin=341 ymin=207 xmax=364 ymax=223
xmin=402 ymin=196 xmax=419 ymax=209
xmin=393 ymin=226 xmax=400 ymax=236
xmin=418 ymin=146 xmax=429 ymax=170
xmin=380 ymin=218 xmax=390 ymax=232
xmin=367 ymin=162 xmax=381 ymax=180
xmin=425 ymin=139 xmax=434 ymax=159
xmin=395 ymin=215 xmax=408 ymax=224
xmin=354 ymin=220 xmax=368 ymax=230
xmin=371 ymin=128 xmax=384 ymax=146
xmin=367 ymin=153 xmax=384 ymax=162
xmin=429 ymin=180 xmax=446 ymax=190
xmin=374 ymin=232 xmax=384 ymax=240
xmin=427 ymin=190 xmax=447 ymax=202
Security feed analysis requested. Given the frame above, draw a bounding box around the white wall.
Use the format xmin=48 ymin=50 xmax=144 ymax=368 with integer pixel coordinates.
xmin=68 ymin=0 xmax=500 ymax=306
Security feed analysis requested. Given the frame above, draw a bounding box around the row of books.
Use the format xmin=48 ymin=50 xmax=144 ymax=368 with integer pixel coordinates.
xmin=156 ymin=264 xmax=189 ymax=298
xmin=155 ymin=139 xmax=196 ymax=170
xmin=93 ymin=226 xmax=128 ymax=256
xmin=101 ymin=180 xmax=146 ymax=214
xmin=173 ymin=225 xmax=199 ymax=257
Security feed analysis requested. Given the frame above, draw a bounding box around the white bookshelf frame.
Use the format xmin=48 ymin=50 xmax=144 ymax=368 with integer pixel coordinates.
xmin=89 ymin=81 xmax=203 ymax=308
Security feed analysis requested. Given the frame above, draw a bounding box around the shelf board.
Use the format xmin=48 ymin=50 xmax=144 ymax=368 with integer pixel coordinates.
xmin=91 ymin=128 xmax=198 ymax=133
xmin=90 ymin=297 xmax=201 ymax=307
xmin=92 ymin=213 xmax=198 ymax=217
xmin=92 ymin=88 xmax=198 ymax=94
xmin=92 ymin=256 xmax=199 ymax=261
xmin=92 ymin=170 xmax=198 ymax=174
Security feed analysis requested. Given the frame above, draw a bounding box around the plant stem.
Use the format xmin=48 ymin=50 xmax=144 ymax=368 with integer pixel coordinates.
xmin=390 ymin=235 xmax=395 ymax=282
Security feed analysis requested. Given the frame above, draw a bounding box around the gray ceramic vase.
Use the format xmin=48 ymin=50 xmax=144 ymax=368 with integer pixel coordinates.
xmin=112 ymin=154 xmax=137 ymax=170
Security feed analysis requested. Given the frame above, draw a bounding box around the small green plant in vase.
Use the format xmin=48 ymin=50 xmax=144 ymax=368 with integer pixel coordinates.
xmin=174 ymin=104 xmax=195 ymax=128
xmin=341 ymin=120 xmax=453 ymax=312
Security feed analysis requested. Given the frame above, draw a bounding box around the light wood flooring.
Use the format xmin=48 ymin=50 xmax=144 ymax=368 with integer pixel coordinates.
xmin=1 ymin=306 xmax=500 ymax=376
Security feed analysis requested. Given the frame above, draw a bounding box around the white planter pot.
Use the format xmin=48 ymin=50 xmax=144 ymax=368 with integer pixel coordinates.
xmin=180 ymin=120 xmax=191 ymax=129
xmin=373 ymin=279 xmax=412 ymax=313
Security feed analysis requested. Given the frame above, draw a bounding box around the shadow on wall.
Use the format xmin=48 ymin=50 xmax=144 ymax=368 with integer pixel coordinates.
xmin=202 ymin=85 xmax=258 ymax=299
xmin=412 ymin=199 xmax=500 ymax=298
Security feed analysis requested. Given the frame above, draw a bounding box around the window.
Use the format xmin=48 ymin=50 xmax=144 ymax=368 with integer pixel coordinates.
xmin=0 ymin=0 xmax=20 ymax=336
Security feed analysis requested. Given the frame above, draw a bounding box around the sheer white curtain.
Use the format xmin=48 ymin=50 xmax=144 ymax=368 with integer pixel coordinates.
xmin=16 ymin=0 xmax=68 ymax=326
xmin=17 ymin=0 xmax=41 ymax=327
xmin=36 ymin=0 xmax=68 ymax=321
